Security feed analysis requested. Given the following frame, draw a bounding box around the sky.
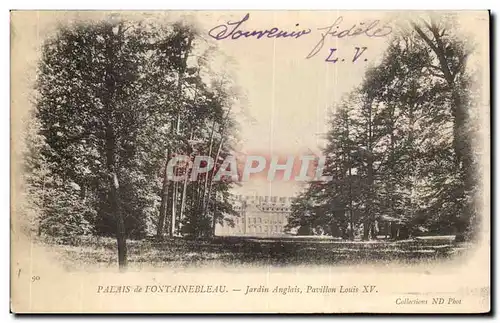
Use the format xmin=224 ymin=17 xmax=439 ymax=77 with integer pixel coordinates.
xmin=193 ymin=11 xmax=395 ymax=197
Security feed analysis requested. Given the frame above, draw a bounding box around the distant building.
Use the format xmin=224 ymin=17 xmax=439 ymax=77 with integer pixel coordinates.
xmin=215 ymin=195 xmax=294 ymax=236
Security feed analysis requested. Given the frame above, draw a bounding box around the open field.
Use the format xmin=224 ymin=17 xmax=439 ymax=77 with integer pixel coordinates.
xmin=41 ymin=235 xmax=472 ymax=271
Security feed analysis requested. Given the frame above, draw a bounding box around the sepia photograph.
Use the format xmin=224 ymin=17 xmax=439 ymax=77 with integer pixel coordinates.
xmin=10 ymin=10 xmax=490 ymax=313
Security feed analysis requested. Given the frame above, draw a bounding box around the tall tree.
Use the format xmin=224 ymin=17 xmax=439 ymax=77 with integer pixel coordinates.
xmin=287 ymin=19 xmax=477 ymax=241
xmin=29 ymin=18 xmax=241 ymax=270
xmin=36 ymin=21 xmax=168 ymax=269
xmin=411 ymin=16 xmax=476 ymax=240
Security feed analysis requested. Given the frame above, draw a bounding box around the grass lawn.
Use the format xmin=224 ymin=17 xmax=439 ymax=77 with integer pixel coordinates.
xmin=42 ymin=235 xmax=470 ymax=270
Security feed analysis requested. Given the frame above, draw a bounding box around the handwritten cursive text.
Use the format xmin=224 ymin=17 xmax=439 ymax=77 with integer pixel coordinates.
xmin=306 ymin=16 xmax=392 ymax=59
xmin=208 ymin=13 xmax=312 ymax=40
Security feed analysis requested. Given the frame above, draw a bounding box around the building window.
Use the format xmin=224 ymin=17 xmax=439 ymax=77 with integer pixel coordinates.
xmin=258 ymin=217 xmax=262 ymax=223
xmin=257 ymin=226 xmax=262 ymax=233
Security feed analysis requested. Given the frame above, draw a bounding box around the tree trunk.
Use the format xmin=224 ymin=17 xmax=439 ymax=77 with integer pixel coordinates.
xmin=105 ymin=129 xmax=127 ymax=270
xmin=347 ymin=154 xmax=354 ymax=241
xmin=202 ymin=119 xmax=217 ymax=220
xmin=345 ymin=113 xmax=355 ymax=241
xmin=103 ymin=25 xmax=127 ymax=270
xmin=211 ymin=191 xmax=218 ymax=237
xmin=157 ymin=157 xmax=170 ymax=239
xmin=371 ymin=222 xmax=377 ymax=239
xmin=452 ymin=89 xmax=474 ymax=187
xmin=363 ymin=98 xmax=375 ymax=241
xmin=179 ymin=160 xmax=190 ymax=231
xmin=362 ymin=219 xmax=370 ymax=241
xmin=167 ymin=36 xmax=193 ymax=237
xmin=170 ymin=169 xmax=178 ymax=236
xmin=111 ymin=172 xmax=127 ymax=271
xmin=178 ymin=118 xmax=196 ymax=233
xmin=105 ymin=127 xmax=127 ymax=270
xmin=208 ymin=138 xmax=224 ymax=236
xmin=206 ymin=107 xmax=232 ymax=236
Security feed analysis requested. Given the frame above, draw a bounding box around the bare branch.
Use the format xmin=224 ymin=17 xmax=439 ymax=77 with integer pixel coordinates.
xmin=412 ymin=22 xmax=438 ymax=52
xmin=413 ymin=21 xmax=454 ymax=84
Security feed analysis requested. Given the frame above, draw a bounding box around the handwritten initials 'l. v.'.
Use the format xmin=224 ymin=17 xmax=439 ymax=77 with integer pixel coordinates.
xmin=325 ymin=48 xmax=339 ymax=63
xmin=353 ymin=47 xmax=368 ymax=62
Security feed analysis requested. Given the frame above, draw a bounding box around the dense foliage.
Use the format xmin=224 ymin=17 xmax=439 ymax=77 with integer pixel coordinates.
xmin=286 ymin=18 xmax=479 ymax=241
xmin=24 ymin=20 xmax=240 ymax=268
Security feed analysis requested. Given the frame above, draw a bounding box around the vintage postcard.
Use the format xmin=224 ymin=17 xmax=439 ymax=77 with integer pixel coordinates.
xmin=10 ymin=10 xmax=490 ymax=313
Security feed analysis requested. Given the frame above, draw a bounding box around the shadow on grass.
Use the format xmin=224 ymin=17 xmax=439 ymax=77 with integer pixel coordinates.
xmin=46 ymin=234 xmax=469 ymax=270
